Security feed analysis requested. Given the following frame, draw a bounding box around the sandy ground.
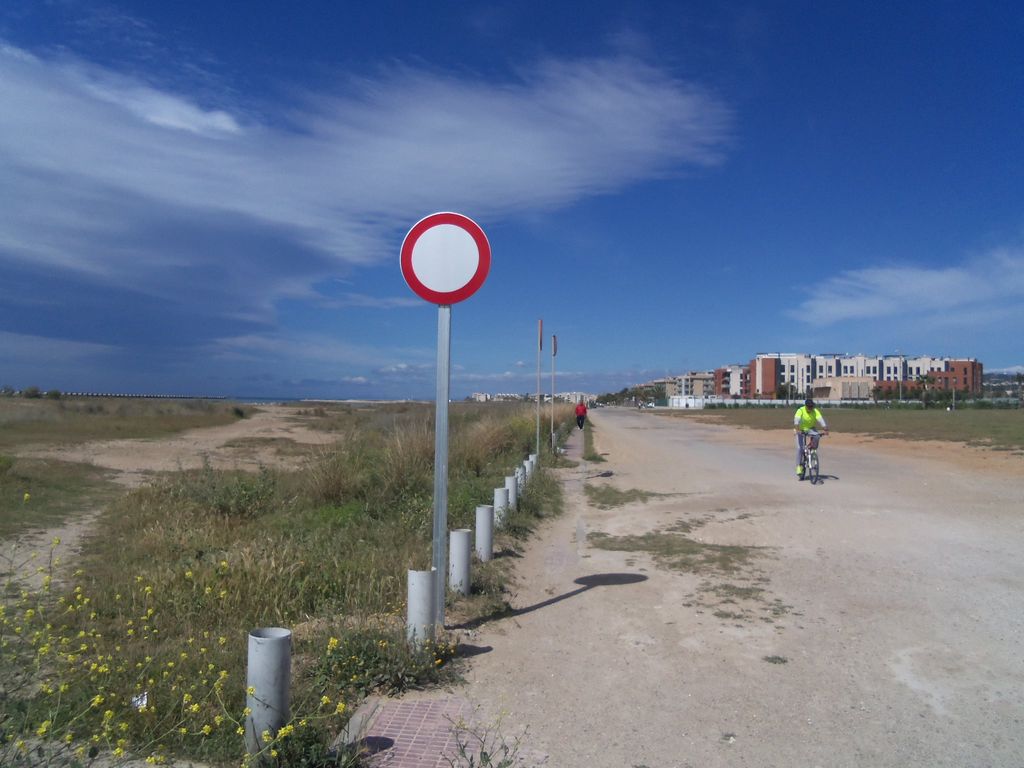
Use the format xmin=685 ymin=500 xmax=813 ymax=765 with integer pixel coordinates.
xmin=451 ymin=407 xmax=1024 ymax=768
xmin=16 ymin=404 xmax=336 ymax=488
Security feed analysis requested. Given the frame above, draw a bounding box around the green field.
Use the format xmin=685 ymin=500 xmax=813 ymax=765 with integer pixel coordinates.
xmin=657 ymin=406 xmax=1024 ymax=454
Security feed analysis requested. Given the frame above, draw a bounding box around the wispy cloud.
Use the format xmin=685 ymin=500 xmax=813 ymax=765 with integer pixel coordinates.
xmin=0 ymin=42 xmax=732 ymax=392
xmin=792 ymin=247 xmax=1024 ymax=327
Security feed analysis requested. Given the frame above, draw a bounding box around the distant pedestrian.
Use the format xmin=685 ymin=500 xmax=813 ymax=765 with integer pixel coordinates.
xmin=575 ymin=400 xmax=588 ymax=430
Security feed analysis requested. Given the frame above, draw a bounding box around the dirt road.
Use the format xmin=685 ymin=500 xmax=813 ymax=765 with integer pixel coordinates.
xmin=16 ymin=405 xmax=335 ymax=488
xmin=454 ymin=407 xmax=1024 ymax=768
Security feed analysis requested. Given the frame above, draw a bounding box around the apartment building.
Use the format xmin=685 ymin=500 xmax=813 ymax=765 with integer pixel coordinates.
xmin=726 ymin=353 xmax=982 ymax=400
xmin=667 ymin=372 xmax=715 ymax=398
xmin=714 ymin=365 xmax=750 ymax=398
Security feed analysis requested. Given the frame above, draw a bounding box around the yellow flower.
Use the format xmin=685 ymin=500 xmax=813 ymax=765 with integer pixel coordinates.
xmin=335 ymin=702 xmax=346 ymax=715
xmin=247 ymin=685 xmax=256 ymax=695
xmin=179 ymin=727 xmax=188 ymax=735
xmin=36 ymin=720 xmax=51 ymax=736
xmin=327 ymin=637 xmax=339 ymax=651
xmin=320 ymin=695 xmax=331 ymax=707
xmin=261 ymin=729 xmax=272 ymax=743
xmin=202 ymin=724 xmax=212 ymax=735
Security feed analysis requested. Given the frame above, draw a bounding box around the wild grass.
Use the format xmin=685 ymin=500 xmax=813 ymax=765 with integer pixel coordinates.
xmin=0 ymin=457 xmax=121 ymax=539
xmin=0 ymin=402 xmax=574 ymax=767
xmin=581 ymin=418 xmax=605 ymax=462
xmin=587 ymin=530 xmax=761 ymax=574
xmin=0 ymin=398 xmax=245 ymax=450
xmin=583 ymin=485 xmax=667 ymax=510
xmin=659 ymin=407 xmax=1024 ymax=453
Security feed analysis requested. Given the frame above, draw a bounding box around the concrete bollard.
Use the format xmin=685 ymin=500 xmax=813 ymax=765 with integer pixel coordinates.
xmin=449 ymin=528 xmax=472 ymax=596
xmin=505 ymin=475 xmax=518 ymax=512
xmin=406 ymin=569 xmax=435 ymax=646
xmin=245 ymin=628 xmax=291 ymax=756
xmin=522 ymin=459 xmax=531 ymax=482
xmin=475 ymin=505 xmax=494 ymax=562
xmin=493 ymin=487 xmax=509 ymax=527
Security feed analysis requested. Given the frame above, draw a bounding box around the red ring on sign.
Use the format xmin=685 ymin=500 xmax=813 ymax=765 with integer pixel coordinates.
xmin=400 ymin=212 xmax=491 ymax=304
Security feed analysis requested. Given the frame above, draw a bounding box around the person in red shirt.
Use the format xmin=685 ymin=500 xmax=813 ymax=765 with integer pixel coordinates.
xmin=575 ymin=400 xmax=588 ymax=430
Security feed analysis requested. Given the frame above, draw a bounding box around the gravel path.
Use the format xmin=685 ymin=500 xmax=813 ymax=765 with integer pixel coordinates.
xmin=449 ymin=407 xmax=1024 ymax=768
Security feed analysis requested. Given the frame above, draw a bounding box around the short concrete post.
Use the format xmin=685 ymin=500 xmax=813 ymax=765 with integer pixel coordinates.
xmin=245 ymin=628 xmax=291 ymax=756
xmin=449 ymin=528 xmax=472 ymax=596
xmin=475 ymin=505 xmax=494 ymax=562
xmin=505 ymin=475 xmax=518 ymax=512
xmin=522 ymin=459 xmax=531 ymax=482
xmin=406 ymin=569 xmax=435 ymax=646
xmin=493 ymin=487 xmax=509 ymax=527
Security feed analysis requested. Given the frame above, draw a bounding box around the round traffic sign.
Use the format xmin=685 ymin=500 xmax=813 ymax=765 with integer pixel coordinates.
xmin=401 ymin=212 xmax=491 ymax=304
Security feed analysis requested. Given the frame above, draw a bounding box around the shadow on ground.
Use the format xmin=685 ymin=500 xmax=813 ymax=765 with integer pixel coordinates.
xmin=451 ymin=572 xmax=647 ymax=631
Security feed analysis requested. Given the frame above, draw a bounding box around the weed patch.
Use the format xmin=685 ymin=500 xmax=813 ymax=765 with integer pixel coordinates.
xmin=584 ymin=485 xmax=671 ymax=510
xmin=0 ymin=458 xmax=121 ymax=539
xmin=582 ymin=419 xmax=605 ymax=462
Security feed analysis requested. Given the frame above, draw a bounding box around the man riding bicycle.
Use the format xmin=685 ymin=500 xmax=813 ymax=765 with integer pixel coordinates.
xmin=794 ymin=397 xmax=829 ymax=480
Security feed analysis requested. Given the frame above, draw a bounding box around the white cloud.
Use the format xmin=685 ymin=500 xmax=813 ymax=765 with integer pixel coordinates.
xmin=82 ymin=78 xmax=242 ymax=135
xmin=208 ymin=333 xmax=428 ymax=370
xmin=792 ymin=248 xmax=1024 ymax=326
xmin=0 ymin=44 xmax=731 ymax=283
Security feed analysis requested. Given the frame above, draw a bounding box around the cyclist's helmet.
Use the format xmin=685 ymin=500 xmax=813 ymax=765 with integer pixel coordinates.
xmin=804 ymin=398 xmax=815 ymax=408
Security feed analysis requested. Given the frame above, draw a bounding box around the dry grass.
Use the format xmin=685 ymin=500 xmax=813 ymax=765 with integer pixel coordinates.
xmin=0 ymin=397 xmax=244 ymax=450
xmin=659 ymin=407 xmax=1024 ymax=453
xmin=1 ymin=401 xmax=574 ymax=766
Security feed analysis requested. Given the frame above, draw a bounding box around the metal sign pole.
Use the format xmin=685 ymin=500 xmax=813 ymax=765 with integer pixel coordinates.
xmin=550 ymin=334 xmax=556 ymax=450
xmin=432 ymin=304 xmax=451 ymax=628
xmin=536 ymin=319 xmax=542 ymax=457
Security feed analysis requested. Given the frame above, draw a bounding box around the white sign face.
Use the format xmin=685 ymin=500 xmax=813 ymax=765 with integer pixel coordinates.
xmin=409 ymin=224 xmax=479 ymax=294
xmin=401 ymin=212 xmax=491 ymax=305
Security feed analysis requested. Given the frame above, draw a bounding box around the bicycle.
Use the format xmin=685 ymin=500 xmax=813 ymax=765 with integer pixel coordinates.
xmin=800 ymin=429 xmax=824 ymax=484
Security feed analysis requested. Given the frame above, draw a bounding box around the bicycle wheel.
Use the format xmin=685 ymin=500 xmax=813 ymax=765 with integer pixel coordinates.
xmin=807 ymin=450 xmax=820 ymax=484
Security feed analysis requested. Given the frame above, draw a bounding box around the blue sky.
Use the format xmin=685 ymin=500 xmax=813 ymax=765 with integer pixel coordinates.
xmin=1 ymin=2 xmax=1021 ymax=399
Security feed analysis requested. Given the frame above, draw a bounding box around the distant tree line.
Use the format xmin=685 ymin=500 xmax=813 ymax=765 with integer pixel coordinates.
xmin=1 ymin=384 xmax=62 ymax=399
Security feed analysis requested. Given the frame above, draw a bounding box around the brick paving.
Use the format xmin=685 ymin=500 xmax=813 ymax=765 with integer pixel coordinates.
xmin=360 ymin=697 xmax=471 ymax=767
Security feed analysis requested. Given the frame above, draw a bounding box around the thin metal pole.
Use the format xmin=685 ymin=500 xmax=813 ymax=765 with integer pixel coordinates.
xmin=550 ymin=336 xmax=556 ymax=450
xmin=432 ymin=304 xmax=451 ymax=628
xmin=536 ymin=319 xmax=542 ymax=458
